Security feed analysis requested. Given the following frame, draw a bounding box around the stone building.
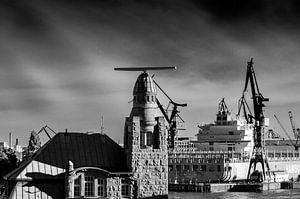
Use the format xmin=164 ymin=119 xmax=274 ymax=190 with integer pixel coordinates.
xmin=4 ymin=71 xmax=168 ymax=198
xmin=124 ymin=72 xmax=168 ymax=198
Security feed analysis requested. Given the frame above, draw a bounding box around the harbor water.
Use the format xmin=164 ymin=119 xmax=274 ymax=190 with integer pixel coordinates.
xmin=169 ymin=189 xmax=300 ymax=199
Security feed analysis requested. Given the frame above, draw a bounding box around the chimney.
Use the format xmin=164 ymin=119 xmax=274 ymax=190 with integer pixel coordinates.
xmin=9 ymin=132 xmax=12 ymax=149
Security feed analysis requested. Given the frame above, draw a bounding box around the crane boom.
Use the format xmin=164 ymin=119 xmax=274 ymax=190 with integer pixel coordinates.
xmin=288 ymin=111 xmax=297 ymax=139
xmin=274 ymin=114 xmax=294 ymax=143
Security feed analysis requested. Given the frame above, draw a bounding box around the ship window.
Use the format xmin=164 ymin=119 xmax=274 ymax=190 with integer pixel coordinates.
xmin=184 ymin=165 xmax=190 ymax=171
xmin=193 ymin=165 xmax=198 ymax=171
xmin=200 ymin=165 xmax=206 ymax=171
xmin=176 ymin=165 xmax=181 ymax=171
xmin=228 ymin=131 xmax=234 ymax=135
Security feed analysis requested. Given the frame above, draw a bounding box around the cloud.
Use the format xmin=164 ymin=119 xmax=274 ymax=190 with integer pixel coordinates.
xmin=0 ymin=0 xmax=300 ymax=143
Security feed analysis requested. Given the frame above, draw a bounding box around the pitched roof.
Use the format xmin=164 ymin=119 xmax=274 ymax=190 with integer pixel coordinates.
xmin=5 ymin=132 xmax=130 ymax=180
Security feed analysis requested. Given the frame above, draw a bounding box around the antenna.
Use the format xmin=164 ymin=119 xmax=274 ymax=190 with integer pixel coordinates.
xmin=114 ymin=66 xmax=176 ymax=72
xmin=100 ymin=116 xmax=104 ymax=134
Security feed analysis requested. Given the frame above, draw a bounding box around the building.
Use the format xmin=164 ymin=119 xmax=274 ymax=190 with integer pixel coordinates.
xmin=5 ymin=133 xmax=134 ymax=198
xmin=4 ymin=70 xmax=168 ymax=198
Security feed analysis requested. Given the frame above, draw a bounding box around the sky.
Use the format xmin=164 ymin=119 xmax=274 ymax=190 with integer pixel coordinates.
xmin=1 ymin=0 xmax=300 ymax=145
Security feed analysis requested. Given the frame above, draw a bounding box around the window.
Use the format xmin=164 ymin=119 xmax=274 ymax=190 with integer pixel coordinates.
xmin=228 ymin=131 xmax=234 ymax=135
xmin=217 ymin=165 xmax=221 ymax=172
xmin=200 ymin=165 xmax=206 ymax=171
xmin=175 ymin=165 xmax=181 ymax=171
xmin=146 ymin=132 xmax=152 ymax=146
xmin=168 ymin=165 xmax=174 ymax=171
xmin=140 ymin=132 xmax=146 ymax=147
xmin=146 ymin=96 xmax=150 ymax=102
xmin=151 ymin=96 xmax=154 ymax=102
xmin=192 ymin=165 xmax=198 ymax=171
xmin=121 ymin=179 xmax=130 ymax=198
xmin=84 ymin=175 xmax=95 ymax=197
xmin=97 ymin=178 xmax=106 ymax=197
xmin=184 ymin=165 xmax=190 ymax=171
xmin=73 ymin=173 xmax=107 ymax=198
xmin=74 ymin=176 xmax=81 ymax=197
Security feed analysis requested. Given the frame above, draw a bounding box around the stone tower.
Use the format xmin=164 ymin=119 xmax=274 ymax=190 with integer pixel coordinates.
xmin=124 ymin=71 xmax=168 ymax=198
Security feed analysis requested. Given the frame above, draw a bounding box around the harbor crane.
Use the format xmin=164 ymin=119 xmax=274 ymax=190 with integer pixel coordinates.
xmin=274 ymin=114 xmax=299 ymax=150
xmin=274 ymin=113 xmax=300 ymax=151
xmin=152 ymin=77 xmax=187 ymax=149
xmin=242 ymin=58 xmax=270 ymax=182
xmin=37 ymin=125 xmax=57 ymax=140
xmin=288 ymin=111 xmax=300 ymax=140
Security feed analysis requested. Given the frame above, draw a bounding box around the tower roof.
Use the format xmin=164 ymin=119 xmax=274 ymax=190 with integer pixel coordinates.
xmin=133 ymin=72 xmax=156 ymax=95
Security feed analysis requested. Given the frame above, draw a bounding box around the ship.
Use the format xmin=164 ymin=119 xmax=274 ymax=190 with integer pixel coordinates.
xmin=168 ymin=59 xmax=300 ymax=184
xmin=168 ymin=98 xmax=300 ymax=183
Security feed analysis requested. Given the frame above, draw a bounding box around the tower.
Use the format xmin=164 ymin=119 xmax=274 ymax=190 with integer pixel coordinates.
xmin=116 ymin=67 xmax=173 ymax=198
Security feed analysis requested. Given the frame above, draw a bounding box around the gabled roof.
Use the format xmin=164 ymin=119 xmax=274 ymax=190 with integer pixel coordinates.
xmin=5 ymin=132 xmax=130 ymax=180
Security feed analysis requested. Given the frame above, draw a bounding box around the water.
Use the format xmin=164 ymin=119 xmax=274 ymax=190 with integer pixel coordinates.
xmin=169 ymin=189 xmax=300 ymax=199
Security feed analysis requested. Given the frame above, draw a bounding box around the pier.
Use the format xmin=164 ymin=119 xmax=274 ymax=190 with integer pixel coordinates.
xmin=169 ymin=181 xmax=300 ymax=193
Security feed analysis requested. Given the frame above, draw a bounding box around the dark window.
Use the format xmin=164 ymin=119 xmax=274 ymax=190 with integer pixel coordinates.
xmin=228 ymin=131 xmax=234 ymax=135
xmin=146 ymin=131 xmax=152 ymax=146
xmin=217 ymin=165 xmax=221 ymax=172
xmin=192 ymin=165 xmax=198 ymax=171
xmin=168 ymin=165 xmax=174 ymax=171
xmin=184 ymin=165 xmax=190 ymax=171
xmin=121 ymin=179 xmax=130 ymax=198
xmin=97 ymin=178 xmax=106 ymax=197
xmin=176 ymin=165 xmax=181 ymax=171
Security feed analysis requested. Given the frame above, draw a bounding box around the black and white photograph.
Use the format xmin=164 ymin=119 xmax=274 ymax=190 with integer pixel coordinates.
xmin=1 ymin=0 xmax=300 ymax=198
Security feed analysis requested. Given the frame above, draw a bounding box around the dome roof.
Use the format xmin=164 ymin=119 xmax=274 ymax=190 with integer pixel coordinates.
xmin=133 ymin=72 xmax=157 ymax=94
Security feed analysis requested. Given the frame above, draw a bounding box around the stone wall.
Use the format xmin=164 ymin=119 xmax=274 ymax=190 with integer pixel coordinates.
xmin=125 ymin=116 xmax=168 ymax=198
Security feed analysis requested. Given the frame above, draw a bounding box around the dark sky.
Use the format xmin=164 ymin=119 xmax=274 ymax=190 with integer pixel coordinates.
xmin=1 ymin=0 xmax=300 ymax=145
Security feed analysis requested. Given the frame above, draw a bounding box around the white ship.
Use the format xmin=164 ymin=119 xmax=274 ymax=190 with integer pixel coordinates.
xmin=168 ymin=98 xmax=300 ymax=183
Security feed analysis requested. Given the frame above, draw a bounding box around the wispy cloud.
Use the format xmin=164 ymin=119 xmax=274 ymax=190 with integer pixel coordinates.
xmin=0 ymin=0 xmax=300 ymax=143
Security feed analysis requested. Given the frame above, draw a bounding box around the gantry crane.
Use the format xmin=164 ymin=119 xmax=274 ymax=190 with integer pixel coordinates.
xmin=242 ymin=58 xmax=270 ymax=182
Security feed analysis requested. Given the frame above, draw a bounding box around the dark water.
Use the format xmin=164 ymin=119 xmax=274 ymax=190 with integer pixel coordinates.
xmin=169 ymin=189 xmax=300 ymax=199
